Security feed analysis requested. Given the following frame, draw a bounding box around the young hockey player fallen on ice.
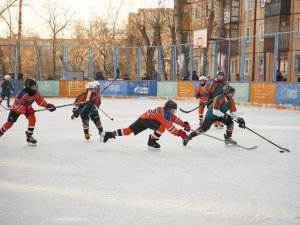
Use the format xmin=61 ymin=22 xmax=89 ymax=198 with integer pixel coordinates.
xmin=72 ymin=81 xmax=103 ymax=140
xmin=103 ymin=100 xmax=190 ymax=149
xmin=183 ymin=85 xmax=246 ymax=146
xmin=0 ymin=75 xmax=14 ymax=108
xmin=194 ymin=76 xmax=210 ymax=126
xmin=0 ymin=78 xmax=56 ymax=145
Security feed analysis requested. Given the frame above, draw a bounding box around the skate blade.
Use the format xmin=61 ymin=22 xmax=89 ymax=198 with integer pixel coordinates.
xmin=27 ymin=142 xmax=37 ymax=146
xmin=99 ymin=134 xmax=104 ymax=142
xmin=147 ymin=146 xmax=160 ymax=151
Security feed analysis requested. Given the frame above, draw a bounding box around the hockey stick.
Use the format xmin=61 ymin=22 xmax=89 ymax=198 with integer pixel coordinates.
xmin=0 ymin=103 xmax=10 ymax=110
xmin=179 ymin=106 xmax=199 ymax=114
xmin=99 ymin=107 xmax=114 ymax=121
xmin=245 ymin=126 xmax=290 ymax=153
xmin=201 ymin=132 xmax=257 ymax=151
xmin=34 ymin=103 xmax=75 ymax=112
xmin=189 ymin=129 xmax=257 ymax=150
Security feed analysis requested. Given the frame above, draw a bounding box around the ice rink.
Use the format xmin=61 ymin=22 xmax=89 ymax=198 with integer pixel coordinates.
xmin=0 ymin=98 xmax=300 ymax=225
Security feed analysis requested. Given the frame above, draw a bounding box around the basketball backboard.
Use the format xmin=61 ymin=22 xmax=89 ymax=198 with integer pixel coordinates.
xmin=193 ymin=28 xmax=208 ymax=48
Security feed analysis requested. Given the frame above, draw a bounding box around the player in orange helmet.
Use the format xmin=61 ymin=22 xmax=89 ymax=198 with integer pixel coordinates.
xmin=194 ymin=76 xmax=210 ymax=126
xmin=0 ymin=78 xmax=56 ymax=145
xmin=103 ymin=100 xmax=190 ymax=149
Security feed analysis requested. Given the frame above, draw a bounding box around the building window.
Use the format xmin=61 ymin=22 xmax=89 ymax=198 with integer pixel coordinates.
xmin=246 ymin=27 xmax=251 ymax=41
xmin=195 ymin=5 xmax=200 ymax=20
xmin=280 ymin=57 xmax=288 ymax=74
xmin=244 ymin=59 xmax=251 ymax=75
xmin=205 ymin=4 xmax=210 ymax=19
xmin=259 ymin=24 xmax=264 ymax=40
xmin=230 ymin=60 xmax=237 ymax=75
xmin=296 ymin=56 xmax=300 ymax=75
xmin=245 ymin=0 xmax=253 ymax=11
xmin=260 ymin=0 xmax=265 ymax=8
xmin=298 ymin=18 xmax=300 ymax=38
xmin=259 ymin=58 xmax=264 ymax=75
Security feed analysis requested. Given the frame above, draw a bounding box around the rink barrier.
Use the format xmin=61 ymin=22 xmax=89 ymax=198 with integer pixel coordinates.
xmin=1 ymin=80 xmax=299 ymax=109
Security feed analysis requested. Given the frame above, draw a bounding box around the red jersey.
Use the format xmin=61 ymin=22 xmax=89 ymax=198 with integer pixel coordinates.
xmin=140 ymin=106 xmax=185 ymax=136
xmin=194 ymin=84 xmax=210 ymax=105
xmin=11 ymin=89 xmax=48 ymax=114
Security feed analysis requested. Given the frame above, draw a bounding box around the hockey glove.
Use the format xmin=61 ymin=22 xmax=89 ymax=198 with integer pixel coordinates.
xmin=25 ymin=106 xmax=35 ymax=116
xmin=223 ymin=114 xmax=233 ymax=124
xmin=237 ymin=118 xmax=246 ymax=129
xmin=72 ymin=108 xmax=80 ymax=118
xmin=183 ymin=121 xmax=191 ymax=132
xmin=177 ymin=129 xmax=188 ymax=140
xmin=195 ymin=94 xmax=201 ymax=99
xmin=46 ymin=103 xmax=56 ymax=112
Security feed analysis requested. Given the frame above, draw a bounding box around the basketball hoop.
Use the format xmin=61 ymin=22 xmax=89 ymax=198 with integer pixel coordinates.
xmin=193 ymin=29 xmax=208 ymax=49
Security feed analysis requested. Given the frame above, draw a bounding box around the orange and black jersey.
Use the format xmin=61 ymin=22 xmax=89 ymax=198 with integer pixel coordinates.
xmin=209 ymin=80 xmax=227 ymax=100
xmin=194 ymin=84 xmax=210 ymax=105
xmin=140 ymin=106 xmax=185 ymax=136
xmin=74 ymin=91 xmax=101 ymax=111
xmin=11 ymin=88 xmax=48 ymax=114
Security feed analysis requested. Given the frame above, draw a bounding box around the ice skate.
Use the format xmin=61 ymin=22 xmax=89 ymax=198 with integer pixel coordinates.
xmin=99 ymin=132 xmax=104 ymax=142
xmin=85 ymin=133 xmax=91 ymax=140
xmin=183 ymin=135 xmax=192 ymax=146
xmin=224 ymin=134 xmax=237 ymax=145
xmin=103 ymin=132 xmax=115 ymax=143
xmin=26 ymin=132 xmax=37 ymax=146
xmin=147 ymin=135 xmax=160 ymax=150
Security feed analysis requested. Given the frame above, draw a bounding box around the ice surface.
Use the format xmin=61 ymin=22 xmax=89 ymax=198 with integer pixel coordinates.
xmin=0 ymin=98 xmax=300 ymax=225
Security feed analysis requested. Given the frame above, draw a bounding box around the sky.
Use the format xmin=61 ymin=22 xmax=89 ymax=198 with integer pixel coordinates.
xmin=0 ymin=98 xmax=299 ymax=224
xmin=0 ymin=0 xmax=173 ymax=38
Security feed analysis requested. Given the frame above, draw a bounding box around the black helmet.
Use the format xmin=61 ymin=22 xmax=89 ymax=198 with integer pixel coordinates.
xmin=24 ymin=78 xmax=37 ymax=88
xmin=164 ymin=100 xmax=177 ymax=110
xmin=217 ymin=71 xmax=224 ymax=76
xmin=223 ymin=85 xmax=235 ymax=96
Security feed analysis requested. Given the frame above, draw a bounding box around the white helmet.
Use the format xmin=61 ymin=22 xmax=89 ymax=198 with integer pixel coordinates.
xmin=4 ymin=75 xmax=11 ymax=80
xmin=199 ymin=76 xmax=207 ymax=81
xmin=92 ymin=81 xmax=100 ymax=89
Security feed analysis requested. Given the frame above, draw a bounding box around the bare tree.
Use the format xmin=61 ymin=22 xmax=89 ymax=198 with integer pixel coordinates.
xmin=0 ymin=0 xmax=17 ymax=16
xmin=44 ymin=1 xmax=73 ymax=78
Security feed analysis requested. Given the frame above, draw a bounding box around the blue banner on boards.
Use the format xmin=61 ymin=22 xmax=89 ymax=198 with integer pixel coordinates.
xmin=98 ymin=80 xmax=127 ymax=96
xmin=11 ymin=80 xmax=25 ymax=96
xmin=275 ymin=83 xmax=300 ymax=106
xmin=127 ymin=81 xmax=157 ymax=97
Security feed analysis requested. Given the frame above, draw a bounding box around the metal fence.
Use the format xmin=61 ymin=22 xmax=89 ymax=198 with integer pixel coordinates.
xmin=0 ymin=30 xmax=299 ymax=82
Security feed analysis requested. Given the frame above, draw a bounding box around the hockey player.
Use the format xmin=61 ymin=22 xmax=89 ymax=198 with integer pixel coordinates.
xmin=208 ymin=71 xmax=228 ymax=128
xmin=183 ymin=85 xmax=246 ymax=146
xmin=0 ymin=78 xmax=56 ymax=145
xmin=103 ymin=100 xmax=190 ymax=149
xmin=194 ymin=76 xmax=210 ymax=126
xmin=0 ymin=75 xmax=14 ymax=108
xmin=72 ymin=81 xmax=103 ymax=140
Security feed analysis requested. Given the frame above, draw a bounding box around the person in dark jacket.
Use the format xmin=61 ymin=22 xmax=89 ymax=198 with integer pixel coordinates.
xmin=0 ymin=75 xmax=14 ymax=108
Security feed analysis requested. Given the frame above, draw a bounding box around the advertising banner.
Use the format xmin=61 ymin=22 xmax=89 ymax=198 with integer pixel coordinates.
xmin=37 ymin=81 xmax=59 ymax=96
xmin=275 ymin=83 xmax=300 ymax=107
xmin=98 ymin=80 xmax=127 ymax=96
xmin=157 ymin=82 xmax=177 ymax=97
xmin=250 ymin=82 xmax=275 ymax=104
xmin=229 ymin=83 xmax=250 ymax=103
xmin=127 ymin=81 xmax=157 ymax=97
xmin=59 ymin=81 xmax=89 ymax=97
xmin=177 ymin=81 xmax=194 ymax=98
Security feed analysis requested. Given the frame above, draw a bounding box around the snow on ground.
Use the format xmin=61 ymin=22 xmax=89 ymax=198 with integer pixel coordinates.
xmin=0 ymin=98 xmax=300 ymax=225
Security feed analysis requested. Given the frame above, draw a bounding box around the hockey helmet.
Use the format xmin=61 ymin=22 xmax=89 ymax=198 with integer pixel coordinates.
xmin=85 ymin=82 xmax=95 ymax=89
xmin=199 ymin=76 xmax=207 ymax=82
xmin=223 ymin=85 xmax=235 ymax=96
xmin=24 ymin=78 xmax=37 ymax=88
xmin=164 ymin=100 xmax=177 ymax=110
xmin=93 ymin=81 xmax=100 ymax=89
xmin=4 ymin=75 xmax=11 ymax=80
